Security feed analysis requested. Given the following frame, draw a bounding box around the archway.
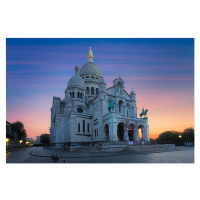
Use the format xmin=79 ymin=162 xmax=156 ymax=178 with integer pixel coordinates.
xmin=138 ymin=125 xmax=144 ymax=141
xmin=117 ymin=123 xmax=125 ymax=141
xmin=128 ymin=124 xmax=134 ymax=141
xmin=104 ymin=124 xmax=109 ymax=141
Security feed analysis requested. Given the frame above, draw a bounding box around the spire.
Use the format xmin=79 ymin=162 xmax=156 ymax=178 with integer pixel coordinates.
xmin=88 ymin=46 xmax=93 ymax=62
xmin=75 ymin=64 xmax=79 ymax=75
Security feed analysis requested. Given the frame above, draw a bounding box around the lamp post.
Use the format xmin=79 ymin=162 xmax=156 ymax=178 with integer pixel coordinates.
xmin=19 ymin=140 xmax=23 ymax=147
xmin=179 ymin=135 xmax=182 ymax=147
xmin=6 ymin=138 xmax=9 ymax=150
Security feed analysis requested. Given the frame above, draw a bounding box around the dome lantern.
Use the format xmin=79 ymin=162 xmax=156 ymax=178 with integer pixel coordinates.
xmin=88 ymin=47 xmax=93 ymax=62
xmin=75 ymin=64 xmax=79 ymax=75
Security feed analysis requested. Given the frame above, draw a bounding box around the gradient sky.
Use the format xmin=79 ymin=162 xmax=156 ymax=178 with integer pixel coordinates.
xmin=6 ymin=38 xmax=194 ymax=140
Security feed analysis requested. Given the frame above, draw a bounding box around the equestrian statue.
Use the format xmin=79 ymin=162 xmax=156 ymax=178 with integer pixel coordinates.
xmin=107 ymin=100 xmax=116 ymax=112
xmin=139 ymin=108 xmax=148 ymax=118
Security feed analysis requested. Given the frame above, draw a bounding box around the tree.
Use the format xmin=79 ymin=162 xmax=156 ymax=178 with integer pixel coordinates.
xmin=11 ymin=121 xmax=27 ymax=140
xmin=156 ymin=131 xmax=180 ymax=143
xmin=40 ymin=133 xmax=50 ymax=144
xmin=150 ymin=138 xmax=156 ymax=144
xmin=182 ymin=128 xmax=194 ymax=144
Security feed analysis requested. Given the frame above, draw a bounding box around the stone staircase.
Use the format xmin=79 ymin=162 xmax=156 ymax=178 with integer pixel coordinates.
xmin=96 ymin=141 xmax=129 ymax=152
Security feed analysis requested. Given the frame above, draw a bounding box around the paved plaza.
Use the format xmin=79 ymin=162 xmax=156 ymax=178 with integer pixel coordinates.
xmin=6 ymin=146 xmax=194 ymax=163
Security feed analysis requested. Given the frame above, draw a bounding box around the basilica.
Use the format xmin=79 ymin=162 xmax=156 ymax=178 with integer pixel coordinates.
xmin=50 ymin=48 xmax=150 ymax=146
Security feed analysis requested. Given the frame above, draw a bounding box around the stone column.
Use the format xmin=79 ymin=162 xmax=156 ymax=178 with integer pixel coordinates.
xmin=145 ymin=118 xmax=150 ymax=141
xmin=133 ymin=129 xmax=139 ymax=142
xmin=115 ymin=103 xmax=119 ymax=114
xmin=124 ymin=129 xmax=129 ymax=141
xmin=109 ymin=114 xmax=118 ymax=141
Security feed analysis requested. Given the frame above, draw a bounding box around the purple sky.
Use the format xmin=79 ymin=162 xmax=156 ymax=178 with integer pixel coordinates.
xmin=6 ymin=38 xmax=194 ymax=139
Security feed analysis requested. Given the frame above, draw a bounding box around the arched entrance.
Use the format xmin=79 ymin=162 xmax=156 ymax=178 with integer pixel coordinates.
xmin=128 ymin=124 xmax=134 ymax=141
xmin=117 ymin=123 xmax=125 ymax=141
xmin=138 ymin=125 xmax=144 ymax=141
xmin=105 ymin=124 xmax=109 ymax=141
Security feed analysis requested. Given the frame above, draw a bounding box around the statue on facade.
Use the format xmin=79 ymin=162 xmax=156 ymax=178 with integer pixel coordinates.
xmin=107 ymin=100 xmax=116 ymax=112
xmin=139 ymin=108 xmax=148 ymax=118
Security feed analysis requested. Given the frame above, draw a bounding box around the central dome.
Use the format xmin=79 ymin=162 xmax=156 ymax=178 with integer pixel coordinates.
xmin=80 ymin=62 xmax=103 ymax=78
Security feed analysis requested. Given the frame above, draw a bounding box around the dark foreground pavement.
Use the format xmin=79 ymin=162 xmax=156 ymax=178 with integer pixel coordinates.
xmin=6 ymin=146 xmax=194 ymax=163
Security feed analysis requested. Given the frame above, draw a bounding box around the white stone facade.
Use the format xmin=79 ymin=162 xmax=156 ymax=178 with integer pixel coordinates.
xmin=50 ymin=48 xmax=150 ymax=146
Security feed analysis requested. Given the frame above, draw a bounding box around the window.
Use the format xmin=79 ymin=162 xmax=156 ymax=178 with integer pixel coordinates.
xmin=97 ymin=129 xmax=98 ymax=137
xmin=91 ymin=87 xmax=94 ymax=95
xmin=127 ymin=110 xmax=128 ymax=116
xmin=78 ymin=123 xmax=80 ymax=132
xmin=78 ymin=92 xmax=80 ymax=98
xmin=77 ymin=107 xmax=83 ymax=113
xmin=91 ymin=76 xmax=94 ymax=78
xmin=80 ymin=93 xmax=82 ymax=99
xmin=86 ymin=76 xmax=89 ymax=78
xmin=82 ymin=77 xmax=84 ymax=79
xmin=86 ymin=87 xmax=89 ymax=94
xmin=119 ymin=100 xmax=123 ymax=113
xmin=96 ymin=88 xmax=99 ymax=95
xmin=83 ymin=120 xmax=85 ymax=132
xmin=72 ymin=92 xmax=74 ymax=98
xmin=87 ymin=124 xmax=89 ymax=133
xmin=118 ymin=82 xmax=122 ymax=94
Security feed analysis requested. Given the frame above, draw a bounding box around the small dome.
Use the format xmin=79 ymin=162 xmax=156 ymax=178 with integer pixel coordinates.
xmin=80 ymin=62 xmax=103 ymax=78
xmin=67 ymin=65 xmax=86 ymax=90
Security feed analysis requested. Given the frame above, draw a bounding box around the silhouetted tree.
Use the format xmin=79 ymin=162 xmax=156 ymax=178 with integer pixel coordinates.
xmin=11 ymin=121 xmax=27 ymax=140
xmin=156 ymin=131 xmax=180 ymax=143
xmin=40 ymin=133 xmax=50 ymax=144
xmin=182 ymin=128 xmax=194 ymax=144
xmin=150 ymin=138 xmax=156 ymax=144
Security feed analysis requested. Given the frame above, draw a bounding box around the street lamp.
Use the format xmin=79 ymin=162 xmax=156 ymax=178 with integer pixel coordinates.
xmin=179 ymin=135 xmax=182 ymax=147
xmin=19 ymin=140 xmax=23 ymax=146
xmin=26 ymin=141 xmax=29 ymax=146
xmin=6 ymin=138 xmax=9 ymax=150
